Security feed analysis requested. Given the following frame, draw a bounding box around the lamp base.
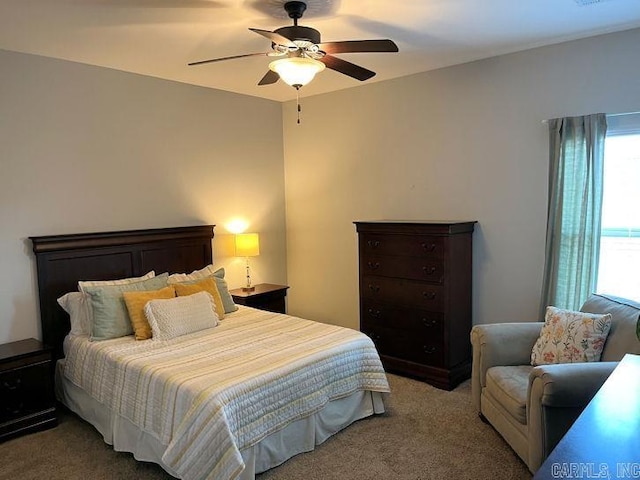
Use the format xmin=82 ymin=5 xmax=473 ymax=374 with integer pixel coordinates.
xmin=242 ymin=286 xmax=256 ymax=292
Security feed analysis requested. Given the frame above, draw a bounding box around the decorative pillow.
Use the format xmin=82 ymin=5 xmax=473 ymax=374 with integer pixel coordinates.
xmin=123 ymin=286 xmax=176 ymax=340
xmin=84 ymin=273 xmax=169 ymax=341
xmin=168 ymin=266 xmax=237 ymax=313
xmin=173 ymin=278 xmax=225 ymax=319
xmin=167 ymin=265 xmax=214 ymax=283
xmin=57 ymin=292 xmax=91 ymax=336
xmin=78 ymin=271 xmax=155 ymax=293
xmin=144 ymin=291 xmax=218 ymax=341
xmin=531 ymin=306 xmax=612 ymax=366
xmin=210 ymin=268 xmax=238 ymax=314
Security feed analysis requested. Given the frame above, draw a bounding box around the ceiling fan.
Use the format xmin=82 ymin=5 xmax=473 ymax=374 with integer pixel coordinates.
xmin=188 ymin=0 xmax=399 ymax=90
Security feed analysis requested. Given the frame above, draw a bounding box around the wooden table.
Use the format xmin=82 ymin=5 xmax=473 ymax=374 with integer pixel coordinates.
xmin=533 ymin=354 xmax=640 ymax=479
xmin=230 ymin=283 xmax=289 ymax=314
xmin=0 ymin=338 xmax=57 ymax=441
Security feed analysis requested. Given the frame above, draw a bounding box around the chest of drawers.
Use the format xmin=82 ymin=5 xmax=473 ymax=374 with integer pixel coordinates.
xmin=354 ymin=221 xmax=476 ymax=390
xmin=0 ymin=338 xmax=57 ymax=441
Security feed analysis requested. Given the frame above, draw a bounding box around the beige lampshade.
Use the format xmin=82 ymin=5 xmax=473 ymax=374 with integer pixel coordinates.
xmin=235 ymin=233 xmax=260 ymax=257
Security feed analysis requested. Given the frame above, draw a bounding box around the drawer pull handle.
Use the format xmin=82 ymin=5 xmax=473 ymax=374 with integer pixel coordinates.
xmin=422 ymin=266 xmax=437 ymax=275
xmin=368 ymin=308 xmax=381 ymax=318
xmin=6 ymin=403 xmax=24 ymax=416
xmin=422 ymin=318 xmax=438 ymax=328
xmin=2 ymin=378 xmax=21 ymax=391
xmin=422 ymin=291 xmax=437 ymax=300
xmin=367 ymin=261 xmax=380 ymax=270
xmin=368 ymin=284 xmax=380 ymax=293
xmin=367 ymin=240 xmax=381 ymax=249
xmin=423 ymin=345 xmax=437 ymax=355
xmin=421 ymin=243 xmax=436 ymax=252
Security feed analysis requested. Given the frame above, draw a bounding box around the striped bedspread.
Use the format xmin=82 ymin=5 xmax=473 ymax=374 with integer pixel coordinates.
xmin=63 ymin=306 xmax=389 ymax=480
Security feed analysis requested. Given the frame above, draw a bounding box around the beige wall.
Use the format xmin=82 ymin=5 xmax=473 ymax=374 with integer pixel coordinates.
xmin=3 ymin=27 xmax=640 ymax=345
xmin=283 ymin=28 xmax=640 ymax=330
xmin=0 ymin=49 xmax=286 ymax=344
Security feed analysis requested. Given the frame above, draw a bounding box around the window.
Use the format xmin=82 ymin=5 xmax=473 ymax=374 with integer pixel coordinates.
xmin=596 ymin=113 xmax=640 ymax=301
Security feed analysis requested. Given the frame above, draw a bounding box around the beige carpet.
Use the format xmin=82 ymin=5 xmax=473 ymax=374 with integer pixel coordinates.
xmin=0 ymin=374 xmax=532 ymax=480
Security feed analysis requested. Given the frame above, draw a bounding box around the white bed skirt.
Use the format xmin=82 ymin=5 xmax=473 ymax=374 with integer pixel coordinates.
xmin=56 ymin=361 xmax=386 ymax=479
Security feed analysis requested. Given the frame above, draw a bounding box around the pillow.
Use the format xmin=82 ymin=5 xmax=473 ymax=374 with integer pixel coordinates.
xmin=84 ymin=273 xmax=169 ymax=341
xmin=78 ymin=271 xmax=155 ymax=293
xmin=531 ymin=306 xmax=612 ymax=366
xmin=168 ymin=266 xmax=237 ymax=313
xmin=173 ymin=278 xmax=225 ymax=319
xmin=57 ymin=292 xmax=91 ymax=336
xmin=123 ymin=286 xmax=176 ymax=340
xmin=167 ymin=265 xmax=214 ymax=283
xmin=210 ymin=268 xmax=238 ymax=314
xmin=144 ymin=291 xmax=218 ymax=341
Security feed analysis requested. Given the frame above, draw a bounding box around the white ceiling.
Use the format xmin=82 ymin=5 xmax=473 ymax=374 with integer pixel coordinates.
xmin=2 ymin=0 xmax=640 ymax=102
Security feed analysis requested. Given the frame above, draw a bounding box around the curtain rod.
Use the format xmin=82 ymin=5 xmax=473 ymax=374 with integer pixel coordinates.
xmin=541 ymin=111 xmax=640 ymax=124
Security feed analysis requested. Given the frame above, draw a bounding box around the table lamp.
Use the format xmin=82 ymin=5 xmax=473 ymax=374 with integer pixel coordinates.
xmin=235 ymin=233 xmax=260 ymax=292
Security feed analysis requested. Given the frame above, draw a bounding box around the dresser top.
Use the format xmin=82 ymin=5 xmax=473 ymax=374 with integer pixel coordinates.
xmin=355 ymin=220 xmax=476 ymax=224
xmin=354 ymin=220 xmax=477 ymax=234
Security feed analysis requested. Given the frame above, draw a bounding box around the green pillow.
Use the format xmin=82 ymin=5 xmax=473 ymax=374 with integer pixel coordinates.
xmin=84 ymin=273 xmax=169 ymax=341
xmin=211 ymin=268 xmax=238 ymax=314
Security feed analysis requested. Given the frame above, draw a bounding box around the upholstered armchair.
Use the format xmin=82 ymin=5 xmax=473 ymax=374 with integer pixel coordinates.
xmin=471 ymin=293 xmax=640 ymax=473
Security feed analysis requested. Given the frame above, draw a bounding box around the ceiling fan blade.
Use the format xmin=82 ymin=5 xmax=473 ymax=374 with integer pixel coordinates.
xmin=318 ymin=39 xmax=399 ymax=54
xmin=258 ymin=70 xmax=280 ymax=86
xmin=188 ymin=52 xmax=268 ymax=66
xmin=319 ymin=55 xmax=376 ymax=81
xmin=249 ymin=28 xmax=297 ymax=48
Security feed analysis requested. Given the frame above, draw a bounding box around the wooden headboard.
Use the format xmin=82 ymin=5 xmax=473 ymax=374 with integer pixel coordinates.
xmin=30 ymin=225 xmax=214 ymax=359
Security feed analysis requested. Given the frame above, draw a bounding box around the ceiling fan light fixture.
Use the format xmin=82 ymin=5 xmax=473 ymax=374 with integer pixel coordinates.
xmin=269 ymin=57 xmax=325 ymax=88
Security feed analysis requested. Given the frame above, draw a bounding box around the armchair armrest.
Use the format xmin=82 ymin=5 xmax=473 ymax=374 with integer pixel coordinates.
xmin=526 ymin=361 xmax=618 ymax=472
xmin=528 ymin=361 xmax=617 ymax=408
xmin=470 ymin=322 xmax=543 ymax=412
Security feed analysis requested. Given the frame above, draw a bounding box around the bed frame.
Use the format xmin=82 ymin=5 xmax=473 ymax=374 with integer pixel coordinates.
xmin=30 ymin=225 xmax=214 ymax=359
xmin=29 ymin=225 xmax=388 ymax=480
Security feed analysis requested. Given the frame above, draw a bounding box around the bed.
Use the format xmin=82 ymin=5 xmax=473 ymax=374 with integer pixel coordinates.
xmin=30 ymin=225 xmax=389 ymax=480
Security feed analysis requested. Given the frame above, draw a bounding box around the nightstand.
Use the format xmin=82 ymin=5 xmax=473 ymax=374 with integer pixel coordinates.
xmin=230 ymin=283 xmax=290 ymax=314
xmin=0 ymin=338 xmax=57 ymax=442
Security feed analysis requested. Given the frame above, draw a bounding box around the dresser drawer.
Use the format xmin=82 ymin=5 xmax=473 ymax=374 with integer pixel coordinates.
xmin=361 ymin=275 xmax=444 ymax=311
xmin=360 ymin=234 xmax=444 ymax=259
xmin=364 ymin=325 xmax=444 ymax=367
xmin=361 ymin=299 xmax=444 ymax=335
xmin=0 ymin=361 xmax=53 ymax=423
xmin=361 ymin=254 xmax=444 ymax=283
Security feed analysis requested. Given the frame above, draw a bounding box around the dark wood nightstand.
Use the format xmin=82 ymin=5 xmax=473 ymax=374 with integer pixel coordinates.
xmin=0 ymin=338 xmax=57 ymax=442
xmin=230 ymin=283 xmax=290 ymax=314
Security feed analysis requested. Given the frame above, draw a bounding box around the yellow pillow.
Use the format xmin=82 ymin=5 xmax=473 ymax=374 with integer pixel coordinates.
xmin=123 ymin=286 xmax=176 ymax=340
xmin=173 ymin=278 xmax=225 ymax=320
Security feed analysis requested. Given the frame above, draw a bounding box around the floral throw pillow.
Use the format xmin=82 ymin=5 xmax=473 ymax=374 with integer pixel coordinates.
xmin=531 ymin=306 xmax=612 ymax=366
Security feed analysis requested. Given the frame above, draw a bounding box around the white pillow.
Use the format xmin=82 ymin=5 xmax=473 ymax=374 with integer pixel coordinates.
xmin=144 ymin=291 xmax=218 ymax=341
xmin=78 ymin=270 xmax=155 ymax=293
xmin=57 ymin=292 xmax=91 ymax=336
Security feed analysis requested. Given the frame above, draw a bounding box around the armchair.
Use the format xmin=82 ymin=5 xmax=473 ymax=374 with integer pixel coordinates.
xmin=471 ymin=293 xmax=640 ymax=473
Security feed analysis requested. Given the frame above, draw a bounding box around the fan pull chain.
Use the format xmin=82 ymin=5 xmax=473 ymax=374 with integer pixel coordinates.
xmin=296 ymin=86 xmax=301 ymax=124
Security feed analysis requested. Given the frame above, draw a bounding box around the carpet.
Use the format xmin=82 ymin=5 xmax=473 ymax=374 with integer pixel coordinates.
xmin=0 ymin=374 xmax=531 ymax=480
